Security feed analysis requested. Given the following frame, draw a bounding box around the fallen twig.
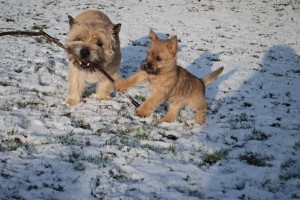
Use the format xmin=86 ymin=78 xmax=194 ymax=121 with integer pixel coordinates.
xmin=157 ymin=132 xmax=179 ymax=141
xmin=0 ymin=30 xmax=140 ymax=107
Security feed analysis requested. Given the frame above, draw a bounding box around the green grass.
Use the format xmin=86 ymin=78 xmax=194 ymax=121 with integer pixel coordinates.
xmin=135 ymin=94 xmax=147 ymax=102
xmin=239 ymin=151 xmax=274 ymax=167
xmin=246 ymin=129 xmax=269 ymax=141
xmin=293 ymin=141 xmax=300 ymax=151
xmin=202 ymin=150 xmax=228 ymax=166
xmin=0 ymin=138 xmax=23 ymax=151
xmin=207 ymin=101 xmax=221 ymax=115
xmin=167 ymin=145 xmax=177 ymax=155
xmin=57 ymin=131 xmax=78 ymax=146
xmin=71 ymin=118 xmax=91 ymax=130
xmin=168 ymin=184 xmax=203 ymax=198
xmin=32 ymin=24 xmax=49 ymax=30
xmin=17 ymin=100 xmax=42 ymax=109
xmin=109 ymin=168 xmax=130 ymax=182
xmin=279 ymin=172 xmax=300 ymax=181
xmin=134 ymin=128 xmax=150 ymax=140
xmin=281 ymin=158 xmax=296 ymax=170
xmin=0 ymin=81 xmax=15 ymax=86
xmin=6 ymin=128 xmax=19 ymax=136
xmin=43 ymin=182 xmax=64 ymax=192
xmin=228 ymin=113 xmax=253 ymax=129
xmin=67 ymin=149 xmax=115 ymax=169
xmin=279 ymin=158 xmax=300 ymax=181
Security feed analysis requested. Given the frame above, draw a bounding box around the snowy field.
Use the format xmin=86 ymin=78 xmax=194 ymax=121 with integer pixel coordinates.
xmin=0 ymin=0 xmax=299 ymax=199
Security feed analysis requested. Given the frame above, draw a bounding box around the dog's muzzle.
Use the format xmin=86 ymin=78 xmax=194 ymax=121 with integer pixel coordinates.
xmin=80 ymin=48 xmax=90 ymax=59
xmin=140 ymin=60 xmax=159 ymax=75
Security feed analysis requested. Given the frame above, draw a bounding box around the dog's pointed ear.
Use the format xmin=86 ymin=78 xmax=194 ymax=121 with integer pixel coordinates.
xmin=113 ymin=23 xmax=121 ymax=35
xmin=166 ymin=35 xmax=178 ymax=55
xmin=68 ymin=15 xmax=77 ymax=29
xmin=149 ymin=28 xmax=158 ymax=41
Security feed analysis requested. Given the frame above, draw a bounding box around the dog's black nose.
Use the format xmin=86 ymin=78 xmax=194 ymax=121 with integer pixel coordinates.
xmin=80 ymin=48 xmax=90 ymax=58
xmin=140 ymin=60 xmax=148 ymax=70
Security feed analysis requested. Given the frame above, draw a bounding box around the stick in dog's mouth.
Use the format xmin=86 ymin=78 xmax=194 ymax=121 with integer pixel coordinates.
xmin=67 ymin=52 xmax=99 ymax=72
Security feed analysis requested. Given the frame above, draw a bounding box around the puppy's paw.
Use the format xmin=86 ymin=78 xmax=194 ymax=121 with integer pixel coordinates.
xmin=66 ymin=98 xmax=80 ymax=106
xmin=114 ymin=80 xmax=129 ymax=93
xmin=158 ymin=116 xmax=176 ymax=123
xmin=96 ymin=94 xmax=110 ymax=101
xmin=195 ymin=115 xmax=205 ymax=125
xmin=136 ymin=106 xmax=151 ymax=118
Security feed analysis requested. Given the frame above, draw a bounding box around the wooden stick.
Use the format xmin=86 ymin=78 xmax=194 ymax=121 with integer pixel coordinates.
xmin=0 ymin=30 xmax=140 ymax=107
xmin=0 ymin=30 xmax=66 ymax=49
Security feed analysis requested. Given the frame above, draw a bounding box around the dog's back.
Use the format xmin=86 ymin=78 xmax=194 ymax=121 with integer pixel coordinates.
xmin=169 ymin=66 xmax=205 ymax=98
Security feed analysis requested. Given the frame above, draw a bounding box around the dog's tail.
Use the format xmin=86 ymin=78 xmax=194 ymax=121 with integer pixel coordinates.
xmin=201 ymin=67 xmax=224 ymax=86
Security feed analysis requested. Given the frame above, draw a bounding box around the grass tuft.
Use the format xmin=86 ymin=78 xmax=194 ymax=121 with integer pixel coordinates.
xmin=239 ymin=151 xmax=274 ymax=167
xmin=71 ymin=118 xmax=91 ymax=130
xmin=247 ymin=129 xmax=269 ymax=141
xmin=202 ymin=150 xmax=228 ymax=166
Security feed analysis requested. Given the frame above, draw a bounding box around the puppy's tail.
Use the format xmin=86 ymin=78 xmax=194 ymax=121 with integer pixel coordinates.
xmin=201 ymin=67 xmax=224 ymax=86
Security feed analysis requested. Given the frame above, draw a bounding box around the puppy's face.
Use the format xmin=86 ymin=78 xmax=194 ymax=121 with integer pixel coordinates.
xmin=141 ymin=29 xmax=178 ymax=75
xmin=66 ymin=16 xmax=121 ymax=71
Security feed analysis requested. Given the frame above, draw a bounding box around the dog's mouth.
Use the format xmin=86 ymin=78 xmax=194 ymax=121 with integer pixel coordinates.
xmin=140 ymin=60 xmax=159 ymax=75
xmin=78 ymin=59 xmax=92 ymax=69
xmin=67 ymin=52 xmax=102 ymax=72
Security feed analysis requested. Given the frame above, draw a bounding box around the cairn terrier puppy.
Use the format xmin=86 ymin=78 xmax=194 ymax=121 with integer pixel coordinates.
xmin=115 ymin=29 xmax=223 ymax=124
xmin=66 ymin=10 xmax=121 ymax=106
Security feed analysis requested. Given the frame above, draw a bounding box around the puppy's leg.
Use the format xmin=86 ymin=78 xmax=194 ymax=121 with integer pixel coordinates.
xmin=96 ymin=78 xmax=112 ymax=100
xmin=158 ymin=103 xmax=182 ymax=123
xmin=115 ymin=71 xmax=147 ymax=93
xmin=191 ymin=96 xmax=207 ymax=124
xmin=137 ymin=91 xmax=165 ymax=118
xmin=66 ymin=65 xmax=85 ymax=106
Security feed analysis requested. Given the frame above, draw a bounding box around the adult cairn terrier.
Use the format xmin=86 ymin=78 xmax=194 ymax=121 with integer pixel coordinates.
xmin=115 ymin=29 xmax=223 ymax=124
xmin=66 ymin=10 xmax=121 ymax=106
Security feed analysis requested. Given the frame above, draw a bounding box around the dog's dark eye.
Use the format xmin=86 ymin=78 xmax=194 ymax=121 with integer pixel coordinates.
xmin=97 ymin=41 xmax=103 ymax=47
xmin=155 ymin=56 xmax=162 ymax=61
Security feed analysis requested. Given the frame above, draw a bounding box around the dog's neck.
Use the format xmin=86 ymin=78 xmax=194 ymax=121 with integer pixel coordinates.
xmin=159 ymin=58 xmax=178 ymax=75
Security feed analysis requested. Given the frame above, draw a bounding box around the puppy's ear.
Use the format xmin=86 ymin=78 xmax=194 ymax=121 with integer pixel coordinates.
xmin=166 ymin=35 xmax=178 ymax=55
xmin=113 ymin=23 xmax=121 ymax=36
xmin=149 ymin=28 xmax=158 ymax=41
xmin=68 ymin=15 xmax=77 ymax=29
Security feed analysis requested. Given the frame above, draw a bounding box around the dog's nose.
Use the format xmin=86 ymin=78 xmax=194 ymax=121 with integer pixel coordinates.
xmin=80 ymin=48 xmax=90 ymax=58
xmin=140 ymin=60 xmax=148 ymax=69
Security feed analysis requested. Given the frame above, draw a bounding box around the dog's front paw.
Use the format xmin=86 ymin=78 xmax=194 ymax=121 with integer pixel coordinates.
xmin=66 ymin=98 xmax=80 ymax=106
xmin=136 ymin=106 xmax=151 ymax=118
xmin=195 ymin=115 xmax=205 ymax=125
xmin=158 ymin=116 xmax=176 ymax=123
xmin=114 ymin=80 xmax=129 ymax=93
xmin=96 ymin=94 xmax=110 ymax=101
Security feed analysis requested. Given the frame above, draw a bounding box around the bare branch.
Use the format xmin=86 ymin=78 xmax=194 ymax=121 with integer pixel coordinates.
xmin=0 ymin=30 xmax=66 ymax=50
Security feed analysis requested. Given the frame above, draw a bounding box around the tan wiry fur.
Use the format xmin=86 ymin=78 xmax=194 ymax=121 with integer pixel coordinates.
xmin=66 ymin=10 xmax=121 ymax=106
xmin=115 ymin=29 xmax=223 ymax=124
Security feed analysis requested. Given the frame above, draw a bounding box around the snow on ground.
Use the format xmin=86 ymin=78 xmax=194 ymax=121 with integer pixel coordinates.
xmin=0 ymin=0 xmax=299 ymax=199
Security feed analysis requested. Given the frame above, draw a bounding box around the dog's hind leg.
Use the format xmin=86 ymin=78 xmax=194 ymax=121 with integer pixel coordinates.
xmin=191 ymin=96 xmax=207 ymax=124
